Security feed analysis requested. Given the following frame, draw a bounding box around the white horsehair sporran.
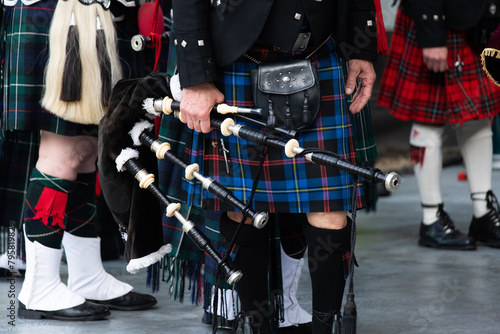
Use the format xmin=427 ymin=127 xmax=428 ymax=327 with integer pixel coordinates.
xmin=41 ymin=0 xmax=122 ymax=125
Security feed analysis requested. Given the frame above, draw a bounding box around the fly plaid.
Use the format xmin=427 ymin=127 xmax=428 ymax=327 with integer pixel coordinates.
xmin=160 ymin=39 xmax=364 ymax=214
xmin=377 ymin=9 xmax=500 ymax=125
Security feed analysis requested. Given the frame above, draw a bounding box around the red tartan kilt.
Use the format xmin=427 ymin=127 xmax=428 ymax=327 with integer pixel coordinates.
xmin=377 ymin=9 xmax=500 ymax=125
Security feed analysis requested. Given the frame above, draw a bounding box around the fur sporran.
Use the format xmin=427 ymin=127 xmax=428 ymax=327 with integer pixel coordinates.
xmin=250 ymin=59 xmax=320 ymax=134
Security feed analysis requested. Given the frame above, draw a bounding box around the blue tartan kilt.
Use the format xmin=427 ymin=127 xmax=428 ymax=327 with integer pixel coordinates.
xmin=1 ymin=0 xmax=97 ymax=136
xmin=164 ymin=39 xmax=364 ymax=214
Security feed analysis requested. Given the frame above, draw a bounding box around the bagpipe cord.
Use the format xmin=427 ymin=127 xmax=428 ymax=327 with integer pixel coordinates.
xmin=341 ymin=174 xmax=359 ymax=334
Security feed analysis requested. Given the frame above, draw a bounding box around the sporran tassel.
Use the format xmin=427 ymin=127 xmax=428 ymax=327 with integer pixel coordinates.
xmin=284 ymin=96 xmax=293 ymax=130
xmin=302 ymin=91 xmax=311 ymax=124
xmin=60 ymin=12 xmax=82 ymax=102
xmin=267 ymin=97 xmax=276 ymax=129
xmin=96 ymin=14 xmax=112 ymax=107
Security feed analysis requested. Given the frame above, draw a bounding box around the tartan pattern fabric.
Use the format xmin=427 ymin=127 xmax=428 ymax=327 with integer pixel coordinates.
xmin=1 ymin=1 xmax=97 ymax=136
xmin=160 ymin=39 xmax=363 ymax=214
xmin=377 ymin=9 xmax=500 ymax=125
xmin=0 ymin=131 xmax=38 ymax=228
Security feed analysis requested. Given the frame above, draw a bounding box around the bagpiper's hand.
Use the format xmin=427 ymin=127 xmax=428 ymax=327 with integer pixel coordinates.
xmin=180 ymin=82 xmax=225 ymax=133
xmin=422 ymin=47 xmax=448 ymax=72
xmin=345 ymin=59 xmax=376 ymax=114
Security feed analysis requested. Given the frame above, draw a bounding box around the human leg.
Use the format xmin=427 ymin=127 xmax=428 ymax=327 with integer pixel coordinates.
xmin=20 ymin=162 xmax=109 ymax=319
xmin=61 ymin=172 xmax=156 ymax=310
xmin=20 ymin=132 xmax=154 ymax=319
xmin=303 ymin=211 xmax=350 ymax=334
xmin=456 ymin=119 xmax=500 ymax=247
xmin=409 ymin=123 xmax=475 ymax=250
xmin=220 ymin=212 xmax=272 ymax=334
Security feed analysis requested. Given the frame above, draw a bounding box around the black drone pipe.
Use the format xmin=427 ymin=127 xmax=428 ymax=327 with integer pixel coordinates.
xmin=122 ymin=157 xmax=242 ymax=285
xmin=210 ymin=117 xmax=401 ymax=192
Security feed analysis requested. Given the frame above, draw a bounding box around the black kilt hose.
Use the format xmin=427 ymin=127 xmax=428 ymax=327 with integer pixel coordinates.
xmin=163 ymin=39 xmax=364 ymax=214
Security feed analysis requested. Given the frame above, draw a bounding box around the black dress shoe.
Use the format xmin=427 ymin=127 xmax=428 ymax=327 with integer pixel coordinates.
xmin=469 ymin=209 xmax=500 ymax=247
xmin=89 ymin=291 xmax=157 ymax=311
xmin=18 ymin=301 xmax=110 ymax=321
xmin=279 ymin=322 xmax=312 ymax=333
xmin=418 ymin=205 xmax=476 ymax=250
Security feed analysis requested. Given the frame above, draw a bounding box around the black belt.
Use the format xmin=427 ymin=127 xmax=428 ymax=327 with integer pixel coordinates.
xmin=255 ymin=32 xmax=312 ymax=53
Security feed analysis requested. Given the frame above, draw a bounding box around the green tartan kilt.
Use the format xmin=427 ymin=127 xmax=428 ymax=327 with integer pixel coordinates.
xmin=1 ymin=1 xmax=97 ymax=136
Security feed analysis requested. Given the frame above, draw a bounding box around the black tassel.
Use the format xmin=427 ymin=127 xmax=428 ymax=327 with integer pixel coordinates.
xmin=267 ymin=97 xmax=276 ymax=129
xmin=341 ymin=293 xmax=357 ymax=334
xmin=301 ymin=91 xmax=311 ymax=124
xmin=60 ymin=13 xmax=82 ymax=102
xmin=96 ymin=16 xmax=112 ymax=107
xmin=284 ymin=96 xmax=294 ymax=130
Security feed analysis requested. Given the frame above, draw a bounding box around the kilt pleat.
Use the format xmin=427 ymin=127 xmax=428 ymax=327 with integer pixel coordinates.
xmin=377 ymin=9 xmax=500 ymax=125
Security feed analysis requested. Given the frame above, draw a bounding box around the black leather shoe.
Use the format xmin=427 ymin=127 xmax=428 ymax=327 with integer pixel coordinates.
xmin=18 ymin=301 xmax=110 ymax=321
xmin=418 ymin=205 xmax=476 ymax=250
xmin=88 ymin=291 xmax=157 ymax=311
xmin=469 ymin=209 xmax=500 ymax=247
xmin=279 ymin=322 xmax=312 ymax=333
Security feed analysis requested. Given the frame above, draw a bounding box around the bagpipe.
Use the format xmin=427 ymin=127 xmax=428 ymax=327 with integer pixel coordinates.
xmin=98 ymin=72 xmax=401 ymax=283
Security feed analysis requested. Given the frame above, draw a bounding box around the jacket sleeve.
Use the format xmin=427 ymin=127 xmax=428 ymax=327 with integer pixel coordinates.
xmin=342 ymin=0 xmax=378 ymax=61
xmin=171 ymin=0 xmax=218 ymax=88
xmin=406 ymin=0 xmax=446 ymax=48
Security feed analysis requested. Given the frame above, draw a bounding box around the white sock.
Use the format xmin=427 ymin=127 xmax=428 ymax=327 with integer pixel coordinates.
xmin=455 ymin=119 xmax=492 ymax=218
xmin=410 ymin=123 xmax=444 ymax=225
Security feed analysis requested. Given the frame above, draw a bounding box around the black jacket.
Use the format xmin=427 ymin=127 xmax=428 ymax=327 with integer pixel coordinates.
xmin=172 ymin=0 xmax=378 ymax=88
xmin=403 ymin=0 xmax=489 ymax=48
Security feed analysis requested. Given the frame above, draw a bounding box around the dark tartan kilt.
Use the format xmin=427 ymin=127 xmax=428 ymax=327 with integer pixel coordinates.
xmin=1 ymin=1 xmax=97 ymax=136
xmin=377 ymin=9 xmax=500 ymax=125
xmin=161 ymin=39 xmax=363 ymax=214
xmin=0 ymin=131 xmax=38 ymax=228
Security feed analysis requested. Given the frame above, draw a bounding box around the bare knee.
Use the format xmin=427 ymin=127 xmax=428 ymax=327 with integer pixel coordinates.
xmin=306 ymin=211 xmax=347 ymax=229
xmin=36 ymin=131 xmax=97 ymax=180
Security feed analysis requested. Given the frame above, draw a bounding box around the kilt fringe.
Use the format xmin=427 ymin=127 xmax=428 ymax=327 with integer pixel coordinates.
xmin=162 ymin=255 xmax=204 ymax=305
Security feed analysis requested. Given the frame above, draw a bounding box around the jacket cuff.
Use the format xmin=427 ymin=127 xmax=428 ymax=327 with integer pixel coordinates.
xmin=173 ymin=30 xmax=218 ymax=88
